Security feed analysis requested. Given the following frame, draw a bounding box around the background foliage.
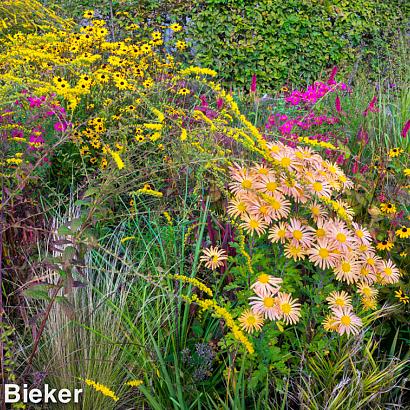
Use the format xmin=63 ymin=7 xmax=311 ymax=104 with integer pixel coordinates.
xmin=46 ymin=0 xmax=409 ymax=89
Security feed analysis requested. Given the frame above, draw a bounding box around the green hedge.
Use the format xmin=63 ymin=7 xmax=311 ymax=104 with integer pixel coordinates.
xmin=185 ymin=0 xmax=408 ymax=89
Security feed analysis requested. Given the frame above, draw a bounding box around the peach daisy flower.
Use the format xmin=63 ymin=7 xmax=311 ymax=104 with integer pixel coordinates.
xmin=253 ymin=164 xmax=272 ymax=176
xmin=248 ymin=198 xmax=275 ymax=223
xmin=200 ymin=246 xmax=228 ymax=270
xmin=326 ymin=290 xmax=352 ymax=309
xmin=327 ymin=220 xmax=354 ymax=252
xmin=361 ymin=296 xmax=377 ymax=310
xmin=357 ymin=263 xmax=377 ymax=285
xmin=337 ymin=173 xmax=354 ymax=191
xmin=268 ymin=222 xmax=288 ymax=244
xmin=227 ymin=196 xmax=249 ymax=219
xmin=251 ymin=273 xmax=282 ymax=295
xmin=323 ymin=314 xmax=339 ymax=332
xmin=332 ymin=307 xmax=362 ymax=336
xmin=333 ymin=255 xmax=360 ymax=284
xmin=352 ymin=222 xmax=372 ymax=246
xmin=377 ymin=259 xmax=400 ymax=284
xmin=307 ymin=238 xmax=339 ymax=269
xmin=276 ymin=292 xmax=301 ymax=325
xmin=309 ymin=179 xmax=333 ymax=198
xmin=238 ymin=309 xmax=264 ymax=333
xmin=284 ymin=242 xmax=306 ymax=261
xmin=254 ymin=173 xmax=281 ymax=196
xmin=287 ymin=218 xmax=315 ymax=247
xmin=229 ymin=163 xmax=257 ymax=195
xmin=240 ymin=213 xmax=268 ymax=236
xmin=356 ymin=283 xmax=378 ymax=299
xmin=309 ymin=201 xmax=328 ymax=222
xmin=264 ymin=194 xmax=291 ymax=220
xmin=279 ymin=176 xmax=302 ymax=200
xmin=249 ymin=291 xmax=281 ymax=320
xmin=314 ymin=218 xmax=330 ymax=240
xmin=271 ymin=148 xmax=300 ymax=171
xmin=360 ymin=251 xmax=382 ymax=275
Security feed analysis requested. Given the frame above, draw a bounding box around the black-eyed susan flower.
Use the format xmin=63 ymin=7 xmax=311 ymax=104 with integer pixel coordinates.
xmin=376 ymin=240 xmax=394 ymax=251
xmin=176 ymin=40 xmax=187 ymax=51
xmin=238 ymin=309 xmax=264 ymax=333
xmin=380 ymin=202 xmax=396 ymax=214
xmin=177 ymin=88 xmax=190 ymax=96
xmin=83 ymin=10 xmax=94 ymax=19
xmin=404 ymin=168 xmax=410 ymax=177
xmin=151 ymin=31 xmax=162 ymax=40
xmin=389 ymin=147 xmax=403 ymax=158
xmin=199 ymin=246 xmax=228 ymax=270
xmin=394 ymin=289 xmax=409 ymax=304
xmin=143 ymin=78 xmax=154 ymax=88
xmin=170 ymin=23 xmax=182 ymax=32
xmin=395 ymin=226 xmax=410 ymax=239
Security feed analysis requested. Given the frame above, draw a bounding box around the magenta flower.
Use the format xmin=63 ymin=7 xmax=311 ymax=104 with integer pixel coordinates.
xmin=29 ymin=134 xmax=45 ymax=151
xmin=352 ymin=159 xmax=359 ymax=174
xmin=363 ymin=96 xmax=379 ymax=116
xmin=357 ymin=127 xmax=369 ymax=144
xmin=54 ymin=121 xmax=70 ymax=132
xmin=335 ymin=95 xmax=341 ymax=113
xmin=327 ymin=66 xmax=338 ymax=85
xmin=401 ymin=120 xmax=409 ymax=138
xmin=216 ymin=98 xmax=224 ymax=110
xmin=250 ymin=74 xmax=257 ymax=93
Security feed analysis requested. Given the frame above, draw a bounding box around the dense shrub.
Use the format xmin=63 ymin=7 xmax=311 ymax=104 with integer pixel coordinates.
xmin=186 ymin=0 xmax=408 ymax=89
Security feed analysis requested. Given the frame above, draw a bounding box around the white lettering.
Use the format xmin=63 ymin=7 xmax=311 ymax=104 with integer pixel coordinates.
xmin=73 ymin=388 xmax=83 ymax=403
xmin=43 ymin=384 xmax=57 ymax=403
xmin=4 ymin=384 xmax=20 ymax=403
xmin=28 ymin=389 xmax=42 ymax=404
xmin=58 ymin=389 xmax=72 ymax=403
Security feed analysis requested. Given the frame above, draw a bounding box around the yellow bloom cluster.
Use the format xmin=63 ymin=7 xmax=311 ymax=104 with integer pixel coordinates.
xmin=179 ymin=66 xmax=217 ymax=77
xmin=298 ymin=136 xmax=337 ymax=150
xmin=190 ymin=294 xmax=254 ymax=354
xmin=131 ymin=185 xmax=163 ymax=198
xmin=83 ymin=379 xmax=119 ymax=402
xmin=171 ymin=274 xmax=213 ymax=297
xmin=125 ymin=379 xmax=143 ymax=387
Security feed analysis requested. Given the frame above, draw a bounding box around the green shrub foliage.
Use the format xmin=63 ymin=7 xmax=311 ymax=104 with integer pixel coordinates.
xmin=185 ymin=0 xmax=408 ymax=89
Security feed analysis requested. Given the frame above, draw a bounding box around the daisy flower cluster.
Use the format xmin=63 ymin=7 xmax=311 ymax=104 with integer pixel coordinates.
xmin=227 ymin=141 xmax=401 ymax=335
xmin=243 ymin=273 xmax=301 ymax=332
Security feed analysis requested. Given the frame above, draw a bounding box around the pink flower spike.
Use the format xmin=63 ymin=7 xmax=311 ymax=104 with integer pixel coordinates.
xmin=363 ymin=96 xmax=379 ymax=116
xmin=352 ymin=158 xmax=359 ymax=174
xmin=250 ymin=74 xmax=257 ymax=93
xmin=216 ymin=98 xmax=224 ymax=110
xmin=401 ymin=120 xmax=409 ymax=138
xmin=335 ymin=95 xmax=341 ymax=113
xmin=328 ymin=66 xmax=338 ymax=85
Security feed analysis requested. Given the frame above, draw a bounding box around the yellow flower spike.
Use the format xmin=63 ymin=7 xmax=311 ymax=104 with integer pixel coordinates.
xmin=170 ymin=274 xmax=213 ymax=297
xmin=83 ymin=379 xmax=119 ymax=402
xmin=125 ymin=380 xmax=143 ymax=387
